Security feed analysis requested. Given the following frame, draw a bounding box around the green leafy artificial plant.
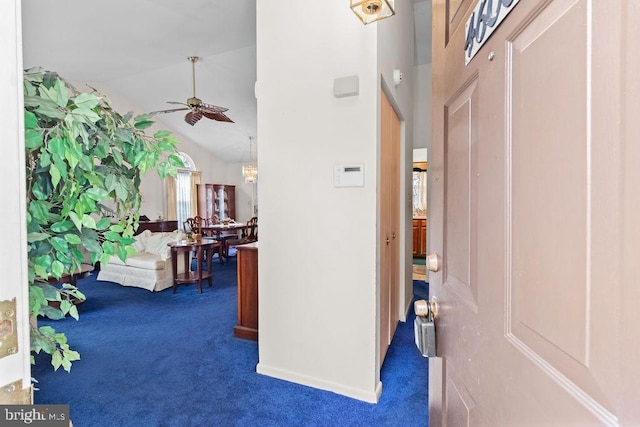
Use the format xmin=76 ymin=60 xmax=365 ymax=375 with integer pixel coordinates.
xmin=24 ymin=67 xmax=183 ymax=372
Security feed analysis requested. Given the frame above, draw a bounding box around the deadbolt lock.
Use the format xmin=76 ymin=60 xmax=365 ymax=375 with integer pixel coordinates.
xmin=414 ymin=296 xmax=438 ymax=357
xmin=415 ymin=296 xmax=439 ymax=319
xmin=429 ymin=296 xmax=439 ymax=319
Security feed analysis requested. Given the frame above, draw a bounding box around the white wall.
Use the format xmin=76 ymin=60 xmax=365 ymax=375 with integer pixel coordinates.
xmin=413 ymin=63 xmax=432 ymax=150
xmin=256 ymin=0 xmax=414 ymax=402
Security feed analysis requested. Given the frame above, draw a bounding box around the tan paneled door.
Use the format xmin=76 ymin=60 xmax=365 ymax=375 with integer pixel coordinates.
xmin=430 ymin=0 xmax=640 ymax=425
xmin=379 ymin=90 xmax=400 ymax=367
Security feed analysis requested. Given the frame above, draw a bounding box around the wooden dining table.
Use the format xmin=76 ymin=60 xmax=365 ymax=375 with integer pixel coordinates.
xmin=201 ymin=222 xmax=246 ymax=260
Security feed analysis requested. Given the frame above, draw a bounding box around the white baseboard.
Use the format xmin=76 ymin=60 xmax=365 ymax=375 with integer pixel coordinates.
xmin=256 ymin=362 xmax=382 ymax=404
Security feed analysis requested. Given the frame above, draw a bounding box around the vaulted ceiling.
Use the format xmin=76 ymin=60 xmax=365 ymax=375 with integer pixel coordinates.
xmin=22 ymin=0 xmax=431 ymax=164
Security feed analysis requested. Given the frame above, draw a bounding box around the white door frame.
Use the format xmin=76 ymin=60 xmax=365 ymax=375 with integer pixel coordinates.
xmin=0 ymin=0 xmax=32 ymax=405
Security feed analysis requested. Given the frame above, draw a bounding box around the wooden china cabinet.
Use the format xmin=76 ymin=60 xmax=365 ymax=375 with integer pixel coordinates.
xmin=197 ymin=183 xmax=236 ymax=220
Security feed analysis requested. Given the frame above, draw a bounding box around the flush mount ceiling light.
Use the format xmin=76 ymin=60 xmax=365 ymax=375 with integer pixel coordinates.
xmin=350 ymin=0 xmax=395 ymax=25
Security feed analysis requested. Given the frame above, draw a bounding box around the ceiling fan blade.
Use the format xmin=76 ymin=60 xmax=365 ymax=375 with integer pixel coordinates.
xmin=150 ymin=107 xmax=190 ymax=115
xmin=201 ymin=110 xmax=234 ymax=123
xmin=185 ymin=111 xmax=203 ymax=126
xmin=166 ymin=101 xmax=190 ymax=107
xmin=200 ymin=103 xmax=229 ymax=113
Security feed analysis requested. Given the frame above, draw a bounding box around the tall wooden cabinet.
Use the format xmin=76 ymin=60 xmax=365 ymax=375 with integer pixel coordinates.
xmin=197 ymin=184 xmax=236 ymax=220
xmin=234 ymin=242 xmax=258 ymax=341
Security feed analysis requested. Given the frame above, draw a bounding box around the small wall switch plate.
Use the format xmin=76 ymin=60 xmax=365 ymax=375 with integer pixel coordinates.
xmin=333 ymin=76 xmax=359 ymax=98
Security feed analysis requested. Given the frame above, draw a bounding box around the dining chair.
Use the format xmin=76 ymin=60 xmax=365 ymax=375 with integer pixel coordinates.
xmin=225 ymin=216 xmax=258 ymax=257
xmin=207 ymin=215 xmax=241 ymax=256
xmin=183 ymin=216 xmax=203 ymax=235
xmin=183 ymin=216 xmax=226 ymax=266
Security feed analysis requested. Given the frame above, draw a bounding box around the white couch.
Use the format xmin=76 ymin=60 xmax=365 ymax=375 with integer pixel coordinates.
xmin=97 ymin=229 xmax=186 ymax=291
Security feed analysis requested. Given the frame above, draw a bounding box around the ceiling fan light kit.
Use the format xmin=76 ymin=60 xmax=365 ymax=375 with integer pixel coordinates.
xmin=150 ymin=56 xmax=234 ymax=126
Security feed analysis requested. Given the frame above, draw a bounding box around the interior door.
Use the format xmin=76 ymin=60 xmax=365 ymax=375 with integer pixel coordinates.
xmin=379 ymin=90 xmax=400 ymax=366
xmin=430 ymin=0 xmax=640 ymax=425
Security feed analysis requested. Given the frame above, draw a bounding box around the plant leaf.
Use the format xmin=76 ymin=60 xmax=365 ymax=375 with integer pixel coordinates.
xmin=68 ymin=211 xmax=82 ymax=231
xmin=25 ymin=129 xmax=44 ymax=149
xmin=51 ymin=220 xmax=74 ymax=233
xmin=96 ymin=217 xmax=112 ymax=230
xmin=52 ymin=78 xmax=69 ymax=107
xmin=50 ymin=236 xmax=69 ymax=253
xmin=51 ymin=260 xmax=64 ymax=278
xmin=24 ymin=110 xmax=38 ymax=129
xmin=49 ymin=163 xmax=61 ymax=187
xmin=51 ymin=351 xmax=63 ymax=371
xmin=27 ymin=232 xmax=50 ymax=243
xmin=73 ymin=92 xmax=101 ymax=110
xmin=80 ymin=214 xmax=97 ymax=229
xmin=28 ymin=201 xmax=50 ymax=223
xmin=64 ymin=234 xmax=82 ymax=245
xmin=72 ymin=107 xmax=101 ymax=123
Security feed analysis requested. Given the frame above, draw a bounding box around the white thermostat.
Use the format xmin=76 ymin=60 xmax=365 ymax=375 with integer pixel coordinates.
xmin=334 ymin=163 xmax=364 ymax=187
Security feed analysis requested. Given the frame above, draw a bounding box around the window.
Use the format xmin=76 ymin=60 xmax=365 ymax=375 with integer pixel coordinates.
xmin=168 ymin=152 xmax=200 ymax=230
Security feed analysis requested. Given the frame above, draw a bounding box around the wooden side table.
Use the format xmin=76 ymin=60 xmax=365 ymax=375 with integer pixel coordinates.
xmin=168 ymin=239 xmax=218 ymax=293
xmin=235 ymin=242 xmax=258 ymax=340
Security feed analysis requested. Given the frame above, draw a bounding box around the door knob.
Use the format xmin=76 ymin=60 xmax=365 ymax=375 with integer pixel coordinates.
xmin=414 ymin=299 xmax=430 ymax=317
xmin=427 ymin=253 xmax=441 ymax=272
xmin=414 ymin=296 xmax=439 ymax=319
xmin=386 ymin=237 xmax=390 ymax=245
xmin=392 ymin=232 xmax=396 ymax=239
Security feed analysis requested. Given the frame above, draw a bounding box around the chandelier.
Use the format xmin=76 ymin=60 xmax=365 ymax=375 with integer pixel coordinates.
xmin=350 ymin=0 xmax=395 ymax=25
xmin=242 ymin=136 xmax=258 ymax=183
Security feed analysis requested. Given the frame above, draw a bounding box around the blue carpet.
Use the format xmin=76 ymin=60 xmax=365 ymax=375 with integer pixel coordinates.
xmin=32 ymin=259 xmax=429 ymax=426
